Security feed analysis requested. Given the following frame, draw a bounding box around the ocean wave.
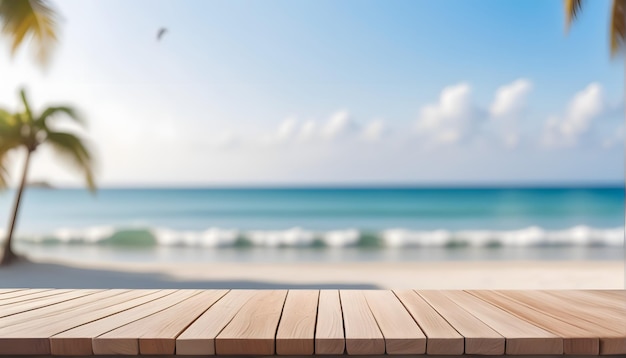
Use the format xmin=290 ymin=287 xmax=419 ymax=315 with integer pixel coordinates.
xmin=12 ymin=225 xmax=624 ymax=248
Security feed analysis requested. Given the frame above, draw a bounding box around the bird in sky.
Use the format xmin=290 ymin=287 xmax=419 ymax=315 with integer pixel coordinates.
xmin=157 ymin=27 xmax=168 ymax=41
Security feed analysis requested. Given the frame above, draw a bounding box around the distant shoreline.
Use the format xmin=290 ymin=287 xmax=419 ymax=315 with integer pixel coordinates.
xmin=13 ymin=183 xmax=625 ymax=190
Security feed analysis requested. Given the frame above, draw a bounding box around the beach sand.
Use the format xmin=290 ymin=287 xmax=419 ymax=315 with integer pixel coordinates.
xmin=0 ymin=257 xmax=623 ymax=289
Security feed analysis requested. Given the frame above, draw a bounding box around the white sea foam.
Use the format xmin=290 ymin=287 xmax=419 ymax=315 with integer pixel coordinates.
xmin=246 ymin=227 xmax=315 ymax=247
xmin=382 ymin=226 xmax=624 ymax=247
xmin=322 ymin=229 xmax=360 ymax=247
xmin=12 ymin=225 xmax=624 ymax=248
xmin=152 ymin=227 xmax=239 ymax=247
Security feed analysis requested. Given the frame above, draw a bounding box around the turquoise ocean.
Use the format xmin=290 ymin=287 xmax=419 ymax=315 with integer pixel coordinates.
xmin=1 ymin=187 xmax=624 ymax=263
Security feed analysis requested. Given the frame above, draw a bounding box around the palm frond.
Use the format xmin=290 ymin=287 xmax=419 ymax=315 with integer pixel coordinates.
xmin=564 ymin=0 xmax=584 ymax=32
xmin=0 ymin=107 xmax=11 ymax=119
xmin=0 ymin=156 xmax=9 ymax=189
xmin=44 ymin=130 xmax=96 ymax=192
xmin=0 ymin=112 xmax=23 ymax=189
xmin=0 ymin=143 xmax=17 ymax=190
xmin=19 ymin=88 xmax=34 ymax=122
xmin=0 ymin=110 xmax=23 ymax=149
xmin=0 ymin=0 xmax=59 ymax=66
xmin=610 ymin=0 xmax=626 ymax=56
xmin=36 ymin=105 xmax=84 ymax=128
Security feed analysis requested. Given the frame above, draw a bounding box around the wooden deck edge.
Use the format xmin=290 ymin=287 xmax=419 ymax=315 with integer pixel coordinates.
xmin=7 ymin=355 xmax=615 ymax=358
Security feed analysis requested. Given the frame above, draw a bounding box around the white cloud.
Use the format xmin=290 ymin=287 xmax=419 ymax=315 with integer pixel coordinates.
xmin=361 ymin=120 xmax=387 ymax=142
xmin=321 ymin=110 xmax=356 ymax=139
xmin=276 ymin=117 xmax=299 ymax=141
xmin=543 ymin=83 xmax=606 ymax=146
xmin=489 ymin=79 xmax=532 ymax=118
xmin=414 ymin=83 xmax=481 ymax=145
xmin=489 ymin=79 xmax=533 ymax=148
xmin=262 ymin=110 xmax=358 ymax=145
xmin=298 ymin=120 xmax=317 ymax=141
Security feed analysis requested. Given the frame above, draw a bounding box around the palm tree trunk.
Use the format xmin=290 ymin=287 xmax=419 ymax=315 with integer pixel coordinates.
xmin=0 ymin=149 xmax=32 ymax=266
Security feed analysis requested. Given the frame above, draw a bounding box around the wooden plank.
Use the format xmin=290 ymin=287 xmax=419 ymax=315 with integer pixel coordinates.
xmin=0 ymin=288 xmax=50 ymax=301
xmin=0 ymin=288 xmax=68 ymax=306
xmin=276 ymin=290 xmax=319 ymax=355
xmin=497 ymin=290 xmax=626 ymax=355
xmin=0 ymin=289 xmax=99 ymax=319
xmin=469 ymin=290 xmax=600 ymax=355
xmin=501 ymin=290 xmax=625 ymax=334
xmin=339 ymin=290 xmax=384 ymax=355
xmin=594 ymin=290 xmax=626 ymax=299
xmin=0 ymin=289 xmax=132 ymax=330
xmin=0 ymin=289 xmax=25 ymax=295
xmin=363 ymin=290 xmax=426 ymax=354
xmin=394 ymin=290 xmax=463 ymax=355
xmin=0 ymin=288 xmax=43 ymax=302
xmin=215 ymin=290 xmax=287 ymax=355
xmin=0 ymin=290 xmax=133 ymax=355
xmin=176 ymin=290 xmax=257 ymax=355
xmin=417 ymin=290 xmax=505 ymax=355
xmin=46 ymin=290 xmax=171 ymax=356
xmin=93 ymin=290 xmax=228 ymax=355
xmin=443 ymin=291 xmax=562 ymax=355
xmin=52 ymin=290 xmax=195 ymax=356
xmin=543 ymin=290 xmax=626 ymax=318
xmin=543 ymin=290 xmax=626 ymax=315
xmin=315 ymin=290 xmax=345 ymax=355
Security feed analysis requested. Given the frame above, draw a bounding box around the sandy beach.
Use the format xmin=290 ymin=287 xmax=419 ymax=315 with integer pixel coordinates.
xmin=0 ymin=257 xmax=622 ymax=289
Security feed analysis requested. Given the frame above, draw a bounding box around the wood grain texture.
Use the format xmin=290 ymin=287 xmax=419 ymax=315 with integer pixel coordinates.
xmin=0 ymin=289 xmax=25 ymax=295
xmin=176 ymin=290 xmax=257 ymax=355
xmin=544 ymin=290 xmax=626 ymax=315
xmin=0 ymin=289 xmax=621 ymax=357
xmin=0 ymin=289 xmax=99 ymax=319
xmin=89 ymin=290 xmax=201 ymax=355
xmin=0 ymin=288 xmax=55 ymax=304
xmin=363 ymin=290 xmax=426 ymax=354
xmin=0 ymin=290 xmax=128 ymax=355
xmin=469 ymin=290 xmax=600 ymax=355
xmin=496 ymin=290 xmax=626 ymax=355
xmin=276 ymin=290 xmax=319 ymax=355
xmin=0 ymin=289 xmax=131 ymax=332
xmin=445 ymin=291 xmax=562 ymax=355
xmin=393 ymin=290 xmax=463 ymax=355
xmin=0 ymin=290 xmax=114 ymax=330
xmin=339 ymin=290 xmax=384 ymax=355
xmin=215 ymin=290 xmax=287 ymax=355
xmin=94 ymin=290 xmax=227 ymax=355
xmin=315 ymin=290 xmax=345 ymax=355
xmin=0 ymin=288 xmax=74 ymax=309
xmin=48 ymin=290 xmax=174 ymax=356
xmin=51 ymin=290 xmax=187 ymax=356
xmin=417 ymin=290 xmax=505 ymax=355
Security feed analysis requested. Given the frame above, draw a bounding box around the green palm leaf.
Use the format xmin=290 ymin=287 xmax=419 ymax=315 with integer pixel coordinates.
xmin=37 ymin=106 xmax=84 ymax=128
xmin=0 ymin=0 xmax=59 ymax=66
xmin=0 ymin=110 xmax=23 ymax=189
xmin=44 ymin=130 xmax=96 ymax=192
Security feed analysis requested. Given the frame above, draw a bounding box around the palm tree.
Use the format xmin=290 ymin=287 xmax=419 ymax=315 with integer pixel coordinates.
xmin=0 ymin=88 xmax=95 ymax=265
xmin=564 ymin=0 xmax=626 ymax=57
xmin=0 ymin=0 xmax=59 ymax=67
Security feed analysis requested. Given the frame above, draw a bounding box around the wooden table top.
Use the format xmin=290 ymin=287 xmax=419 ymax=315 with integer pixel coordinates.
xmin=0 ymin=289 xmax=623 ymax=356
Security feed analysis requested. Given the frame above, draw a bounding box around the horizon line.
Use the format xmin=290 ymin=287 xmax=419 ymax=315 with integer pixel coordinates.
xmin=22 ymin=181 xmax=626 ymax=190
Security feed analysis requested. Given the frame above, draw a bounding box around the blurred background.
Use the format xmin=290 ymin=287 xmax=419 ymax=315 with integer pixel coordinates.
xmin=0 ymin=0 xmax=623 ymax=289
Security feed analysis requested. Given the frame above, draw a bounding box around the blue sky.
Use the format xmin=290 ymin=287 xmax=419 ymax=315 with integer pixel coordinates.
xmin=0 ymin=0 xmax=623 ymax=186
